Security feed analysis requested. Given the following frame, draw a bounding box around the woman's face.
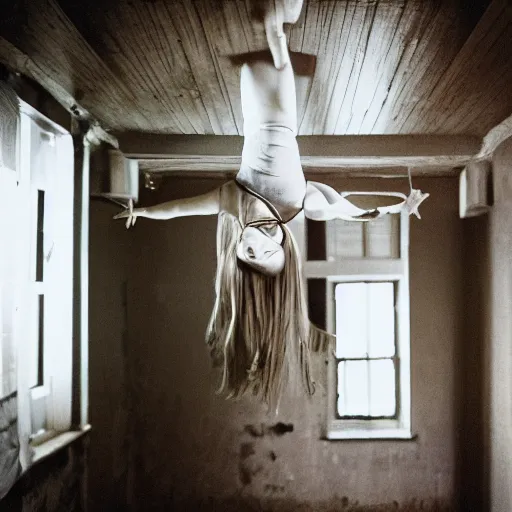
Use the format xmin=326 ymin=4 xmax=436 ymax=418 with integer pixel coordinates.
xmin=236 ymin=224 xmax=285 ymax=276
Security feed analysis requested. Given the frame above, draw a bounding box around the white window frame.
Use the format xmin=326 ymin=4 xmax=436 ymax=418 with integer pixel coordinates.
xmin=15 ymin=101 xmax=75 ymax=461
xmin=289 ymin=207 xmax=412 ymax=440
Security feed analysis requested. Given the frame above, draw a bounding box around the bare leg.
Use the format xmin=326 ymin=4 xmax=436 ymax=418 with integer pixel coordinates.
xmin=237 ymin=2 xmax=305 ymax=210
xmin=262 ymin=0 xmax=303 ymax=69
xmin=240 ymin=54 xmax=297 ymax=137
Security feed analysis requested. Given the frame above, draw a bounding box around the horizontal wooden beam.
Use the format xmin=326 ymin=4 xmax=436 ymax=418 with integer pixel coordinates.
xmin=137 ymin=163 xmax=458 ymax=179
xmin=118 ymin=133 xmax=481 ymax=173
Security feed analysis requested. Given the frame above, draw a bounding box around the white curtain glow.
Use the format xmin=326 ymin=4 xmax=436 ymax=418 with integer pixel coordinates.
xmin=0 ymin=80 xmax=22 ymax=500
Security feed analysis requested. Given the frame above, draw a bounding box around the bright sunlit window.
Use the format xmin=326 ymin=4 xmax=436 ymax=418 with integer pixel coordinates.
xmin=17 ymin=101 xmax=74 ymax=446
xmin=335 ymin=281 xmax=397 ymax=418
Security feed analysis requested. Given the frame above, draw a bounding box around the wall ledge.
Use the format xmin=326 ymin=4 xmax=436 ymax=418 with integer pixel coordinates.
xmin=30 ymin=424 xmax=91 ymax=466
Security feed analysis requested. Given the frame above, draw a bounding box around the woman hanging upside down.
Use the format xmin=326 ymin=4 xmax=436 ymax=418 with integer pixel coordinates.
xmin=115 ymin=0 xmax=428 ymax=410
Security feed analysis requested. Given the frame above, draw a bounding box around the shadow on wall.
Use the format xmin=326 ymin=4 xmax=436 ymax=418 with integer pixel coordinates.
xmin=456 ymin=214 xmax=491 ymax=511
xmin=88 ymin=199 xmax=134 ymax=511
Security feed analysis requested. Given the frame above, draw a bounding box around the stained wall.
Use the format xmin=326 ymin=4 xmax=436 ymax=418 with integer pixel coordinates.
xmin=7 ymin=170 xmax=493 ymax=512
xmin=120 ymin=177 xmax=467 ymax=511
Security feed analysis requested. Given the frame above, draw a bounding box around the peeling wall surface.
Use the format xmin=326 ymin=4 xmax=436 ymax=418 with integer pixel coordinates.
xmin=104 ymin=177 xmax=467 ymax=511
xmin=488 ymin=139 xmax=512 ymax=512
xmin=0 ymin=439 xmax=87 ymax=512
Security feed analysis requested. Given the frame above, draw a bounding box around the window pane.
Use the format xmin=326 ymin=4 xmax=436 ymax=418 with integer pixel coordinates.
xmin=29 ymin=294 xmax=42 ymax=389
xmin=369 ymin=359 xmax=396 ymax=417
xmin=325 ymin=209 xmax=400 ymax=261
xmin=326 ymin=219 xmax=364 ymax=260
xmin=338 ymin=360 xmax=369 ymax=416
xmin=307 ymin=279 xmax=326 ymax=331
xmin=36 ymin=190 xmax=45 ymax=282
xmin=31 ymin=394 xmax=47 ymax=435
xmin=306 ymin=218 xmax=326 ymax=261
xmin=366 ymin=215 xmax=400 ymax=258
xmin=37 ymin=295 xmax=44 ymax=387
xmin=335 ymin=283 xmax=367 ymax=358
xmin=368 ymin=282 xmax=395 ymax=358
xmin=30 ymin=124 xmax=54 ymax=189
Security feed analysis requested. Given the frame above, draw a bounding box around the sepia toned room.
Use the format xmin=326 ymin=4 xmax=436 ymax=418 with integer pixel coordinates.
xmin=0 ymin=1 xmax=511 ymax=511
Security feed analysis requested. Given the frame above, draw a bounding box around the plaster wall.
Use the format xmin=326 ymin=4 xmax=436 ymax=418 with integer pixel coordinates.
xmin=88 ymin=200 xmax=134 ymax=511
xmin=488 ymin=139 xmax=512 ymax=512
xmin=121 ymin=177 xmax=466 ymax=511
xmin=459 ymin=213 xmax=489 ymax=512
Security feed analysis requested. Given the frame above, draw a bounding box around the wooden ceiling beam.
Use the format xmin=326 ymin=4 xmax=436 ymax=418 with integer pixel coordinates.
xmin=0 ymin=36 xmax=91 ymax=122
xmin=477 ymin=112 xmax=512 ymax=160
xmin=0 ymin=0 xmax=153 ymax=131
xmin=0 ymin=36 xmax=118 ymax=147
xmin=118 ymin=133 xmax=480 ymax=172
xmin=136 ymin=164 xmax=458 ymax=180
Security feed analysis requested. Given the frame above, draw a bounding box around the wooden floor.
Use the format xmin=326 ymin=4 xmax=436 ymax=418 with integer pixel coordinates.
xmin=1 ymin=0 xmax=511 ymax=136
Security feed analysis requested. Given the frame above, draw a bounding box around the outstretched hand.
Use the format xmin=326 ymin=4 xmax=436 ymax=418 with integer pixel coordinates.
xmin=113 ymin=199 xmax=137 ymax=229
xmin=405 ymin=189 xmax=430 ymax=219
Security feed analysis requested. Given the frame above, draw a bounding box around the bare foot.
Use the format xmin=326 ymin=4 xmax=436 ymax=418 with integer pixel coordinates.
xmin=261 ymin=0 xmax=304 ymax=69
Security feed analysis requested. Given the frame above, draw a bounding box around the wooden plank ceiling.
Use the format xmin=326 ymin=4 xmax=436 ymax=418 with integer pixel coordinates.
xmin=1 ymin=0 xmax=511 ymax=137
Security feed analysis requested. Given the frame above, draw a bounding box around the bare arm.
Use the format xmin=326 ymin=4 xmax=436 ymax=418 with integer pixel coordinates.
xmin=114 ymin=187 xmax=220 ymax=227
xmin=304 ymin=182 xmax=429 ymax=222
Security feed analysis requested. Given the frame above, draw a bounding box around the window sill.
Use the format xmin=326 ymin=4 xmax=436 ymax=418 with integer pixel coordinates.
xmin=326 ymin=427 xmax=415 ymax=441
xmin=30 ymin=424 xmax=91 ymax=465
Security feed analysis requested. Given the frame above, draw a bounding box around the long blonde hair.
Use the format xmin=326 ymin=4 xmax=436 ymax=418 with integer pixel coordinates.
xmin=206 ymin=193 xmax=332 ymax=409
